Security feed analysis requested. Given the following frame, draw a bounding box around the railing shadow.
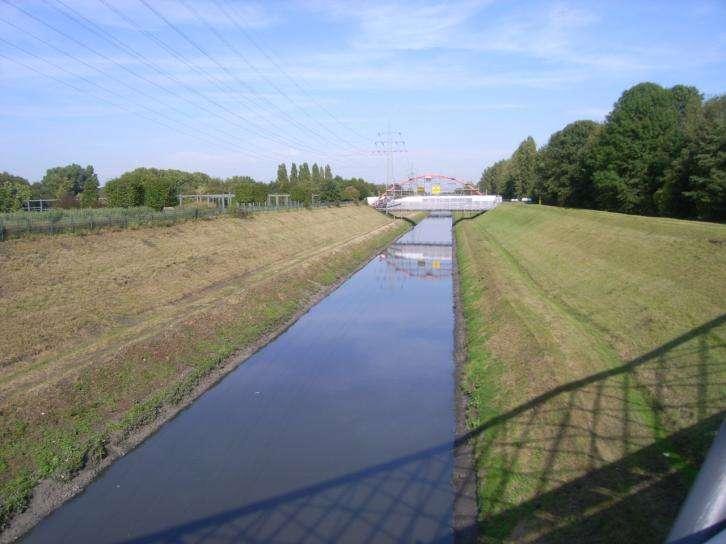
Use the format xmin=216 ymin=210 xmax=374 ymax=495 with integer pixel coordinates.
xmin=464 ymin=313 xmax=725 ymax=543
xmin=452 ymin=210 xmax=487 ymax=226
xmin=118 ymin=315 xmax=725 ymax=544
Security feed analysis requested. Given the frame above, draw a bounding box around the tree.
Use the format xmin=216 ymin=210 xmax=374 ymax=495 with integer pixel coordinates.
xmin=320 ymin=177 xmax=340 ymax=202
xmin=324 ymin=164 xmax=333 ymax=181
xmin=311 ymin=163 xmax=322 ymax=193
xmin=234 ymin=179 xmax=268 ymax=204
xmin=479 ymin=159 xmax=510 ymax=195
xmin=40 ymin=164 xmax=99 ymax=204
xmin=480 ymin=82 xmax=723 ymax=221
xmin=341 ymin=185 xmax=360 ymax=201
xmin=289 ymin=163 xmax=299 ymax=185
xmin=537 ymin=121 xmax=601 ymax=206
xmin=290 ymin=184 xmax=309 ymax=205
xmin=509 ymin=137 xmax=538 ymax=198
xmin=299 ymin=163 xmax=311 ymax=185
xmin=590 ymin=82 xmax=684 ymax=214
xmin=276 ymin=163 xmax=289 ymax=190
xmin=104 ymin=168 xmax=181 ymax=210
xmin=105 ymin=174 xmax=144 ymax=208
xmin=673 ymin=95 xmax=726 ymax=220
xmin=80 ymin=176 xmax=99 ymax=207
xmin=0 ymin=172 xmax=31 ymax=212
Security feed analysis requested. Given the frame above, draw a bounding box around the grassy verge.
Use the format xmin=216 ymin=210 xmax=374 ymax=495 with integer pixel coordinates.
xmin=0 ymin=206 xmax=410 ymax=530
xmin=455 ymin=204 xmax=725 ymax=543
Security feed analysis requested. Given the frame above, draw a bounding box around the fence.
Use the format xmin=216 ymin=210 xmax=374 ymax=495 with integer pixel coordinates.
xmin=0 ymin=201 xmax=357 ymax=241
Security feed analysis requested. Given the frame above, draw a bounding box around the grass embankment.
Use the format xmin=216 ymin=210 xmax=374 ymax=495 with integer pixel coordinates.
xmin=0 ymin=206 xmax=409 ymax=530
xmin=456 ymin=204 xmax=725 ymax=543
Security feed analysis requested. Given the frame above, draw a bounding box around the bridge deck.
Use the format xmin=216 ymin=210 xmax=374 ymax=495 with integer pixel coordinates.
xmin=374 ymin=195 xmax=502 ymax=212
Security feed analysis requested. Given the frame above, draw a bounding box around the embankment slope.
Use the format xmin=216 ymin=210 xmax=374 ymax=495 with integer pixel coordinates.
xmin=455 ymin=204 xmax=725 ymax=543
xmin=0 ymin=206 xmax=408 ymax=534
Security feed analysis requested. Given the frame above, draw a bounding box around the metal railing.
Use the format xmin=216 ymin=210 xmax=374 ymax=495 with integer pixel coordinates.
xmin=666 ymin=420 xmax=726 ymax=544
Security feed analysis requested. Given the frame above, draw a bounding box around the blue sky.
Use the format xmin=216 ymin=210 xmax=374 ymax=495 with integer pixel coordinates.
xmin=1 ymin=0 xmax=724 ymax=185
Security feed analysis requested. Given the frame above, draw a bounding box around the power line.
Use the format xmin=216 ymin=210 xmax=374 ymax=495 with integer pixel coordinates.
xmin=1 ymin=0 xmax=381 ymax=174
xmin=214 ymin=0 xmax=372 ymax=145
xmin=137 ymin=0 xmax=336 ymax=156
xmin=96 ymin=0 xmax=329 ymax=156
xmin=41 ymin=0 xmax=307 ymax=159
xmin=200 ymin=0 xmax=365 ymax=152
xmin=3 ymin=0 xmax=327 ymax=156
xmin=374 ymin=128 xmax=407 ymax=188
xmin=177 ymin=0 xmax=362 ymax=153
xmin=0 ymin=14 xmax=282 ymax=161
xmin=0 ymin=48 xmax=271 ymax=161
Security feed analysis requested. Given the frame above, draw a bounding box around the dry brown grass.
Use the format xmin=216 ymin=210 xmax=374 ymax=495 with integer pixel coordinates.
xmin=0 ymin=206 xmax=408 ymax=528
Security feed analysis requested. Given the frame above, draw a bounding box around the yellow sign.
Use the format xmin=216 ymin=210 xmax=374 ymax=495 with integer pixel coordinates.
xmin=433 ymin=260 xmax=441 ymax=269
xmin=431 ymin=184 xmax=441 ymax=195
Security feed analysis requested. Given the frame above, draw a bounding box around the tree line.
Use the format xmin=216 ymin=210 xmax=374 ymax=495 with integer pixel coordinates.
xmin=480 ymin=82 xmax=725 ymax=221
xmin=0 ymin=164 xmax=99 ymax=212
xmin=0 ymin=162 xmax=381 ymax=212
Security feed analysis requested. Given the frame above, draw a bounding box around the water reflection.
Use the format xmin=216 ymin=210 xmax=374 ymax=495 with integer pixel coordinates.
xmin=380 ymin=243 xmax=452 ymax=281
xmin=379 ymin=213 xmax=453 ymax=287
xmin=23 ymin=216 xmax=457 ymax=544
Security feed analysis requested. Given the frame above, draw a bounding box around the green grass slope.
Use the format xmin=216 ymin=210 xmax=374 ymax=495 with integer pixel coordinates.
xmin=455 ymin=204 xmax=725 ymax=543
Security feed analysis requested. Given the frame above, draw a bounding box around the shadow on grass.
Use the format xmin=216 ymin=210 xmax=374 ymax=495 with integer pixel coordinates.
xmin=452 ymin=211 xmax=488 ymax=226
xmin=119 ymin=315 xmax=724 ymax=544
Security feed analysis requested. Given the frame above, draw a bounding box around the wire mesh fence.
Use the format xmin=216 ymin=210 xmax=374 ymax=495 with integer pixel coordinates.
xmin=0 ymin=201 xmax=357 ymax=241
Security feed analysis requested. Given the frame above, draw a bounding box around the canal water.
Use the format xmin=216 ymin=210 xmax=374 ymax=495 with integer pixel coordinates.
xmin=25 ymin=215 xmax=456 ymax=544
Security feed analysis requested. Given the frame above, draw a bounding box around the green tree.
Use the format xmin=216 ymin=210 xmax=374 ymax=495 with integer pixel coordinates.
xmin=105 ymin=175 xmax=144 ymax=207
xmin=41 ymin=164 xmax=99 ymax=203
xmin=296 ymin=162 xmax=313 ymax=203
xmin=289 ymin=163 xmax=299 ymax=185
xmin=537 ymin=121 xmax=601 ymax=206
xmin=104 ymin=168 xmax=181 ymax=210
xmin=341 ymin=185 xmax=360 ymax=201
xmin=591 ymin=82 xmax=685 ymax=214
xmin=276 ymin=163 xmax=289 ymax=190
xmin=234 ymin=181 xmax=257 ymax=204
xmin=320 ymin=177 xmax=340 ymax=202
xmin=299 ymin=163 xmax=311 ymax=185
xmin=79 ymin=176 xmax=99 ymax=208
xmin=0 ymin=172 xmax=32 ymax=212
xmin=509 ymin=136 xmax=538 ymax=198
xmin=311 ymin=163 xmax=322 ymax=192
xmin=479 ymin=159 xmax=510 ymax=195
xmin=666 ymin=95 xmax=726 ymax=220
xmin=324 ymin=164 xmax=333 ymax=181
xmin=234 ymin=179 xmax=268 ymax=204
xmin=290 ymin=184 xmax=309 ymax=205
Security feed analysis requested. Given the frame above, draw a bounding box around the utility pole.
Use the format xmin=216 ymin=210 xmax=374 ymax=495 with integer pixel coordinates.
xmin=374 ymin=125 xmax=406 ymax=196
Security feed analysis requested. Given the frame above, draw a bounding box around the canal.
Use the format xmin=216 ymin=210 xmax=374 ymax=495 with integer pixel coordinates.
xmin=25 ymin=215 xmax=457 ymax=543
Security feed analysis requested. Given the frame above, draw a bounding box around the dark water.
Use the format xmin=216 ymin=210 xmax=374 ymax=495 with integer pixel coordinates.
xmin=24 ymin=215 xmax=456 ymax=544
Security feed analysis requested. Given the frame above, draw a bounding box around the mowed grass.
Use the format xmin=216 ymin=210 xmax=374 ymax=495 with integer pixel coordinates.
xmin=455 ymin=204 xmax=725 ymax=543
xmin=0 ymin=206 xmax=409 ymax=528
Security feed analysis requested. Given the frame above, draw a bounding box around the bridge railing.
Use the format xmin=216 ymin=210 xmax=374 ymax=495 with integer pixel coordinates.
xmin=379 ymin=198 xmax=501 ymax=212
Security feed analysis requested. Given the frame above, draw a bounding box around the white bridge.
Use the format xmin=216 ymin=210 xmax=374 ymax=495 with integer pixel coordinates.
xmin=367 ymin=173 xmax=502 ymax=212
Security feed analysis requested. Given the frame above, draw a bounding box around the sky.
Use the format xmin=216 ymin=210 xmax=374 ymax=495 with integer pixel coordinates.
xmin=1 ymin=0 xmax=725 ymax=185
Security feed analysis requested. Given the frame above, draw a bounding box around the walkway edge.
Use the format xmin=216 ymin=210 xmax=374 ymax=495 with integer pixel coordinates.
xmin=452 ymin=229 xmax=480 ymax=543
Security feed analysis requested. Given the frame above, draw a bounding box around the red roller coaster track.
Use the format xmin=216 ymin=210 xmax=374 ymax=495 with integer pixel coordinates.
xmin=379 ymin=173 xmax=481 ymax=199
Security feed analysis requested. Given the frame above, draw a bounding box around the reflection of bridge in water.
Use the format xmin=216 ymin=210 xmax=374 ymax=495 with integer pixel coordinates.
xmin=381 ymin=243 xmax=453 ymax=281
xmin=369 ymin=173 xmax=502 ymax=211
xmin=377 ymin=213 xmax=453 ymax=290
